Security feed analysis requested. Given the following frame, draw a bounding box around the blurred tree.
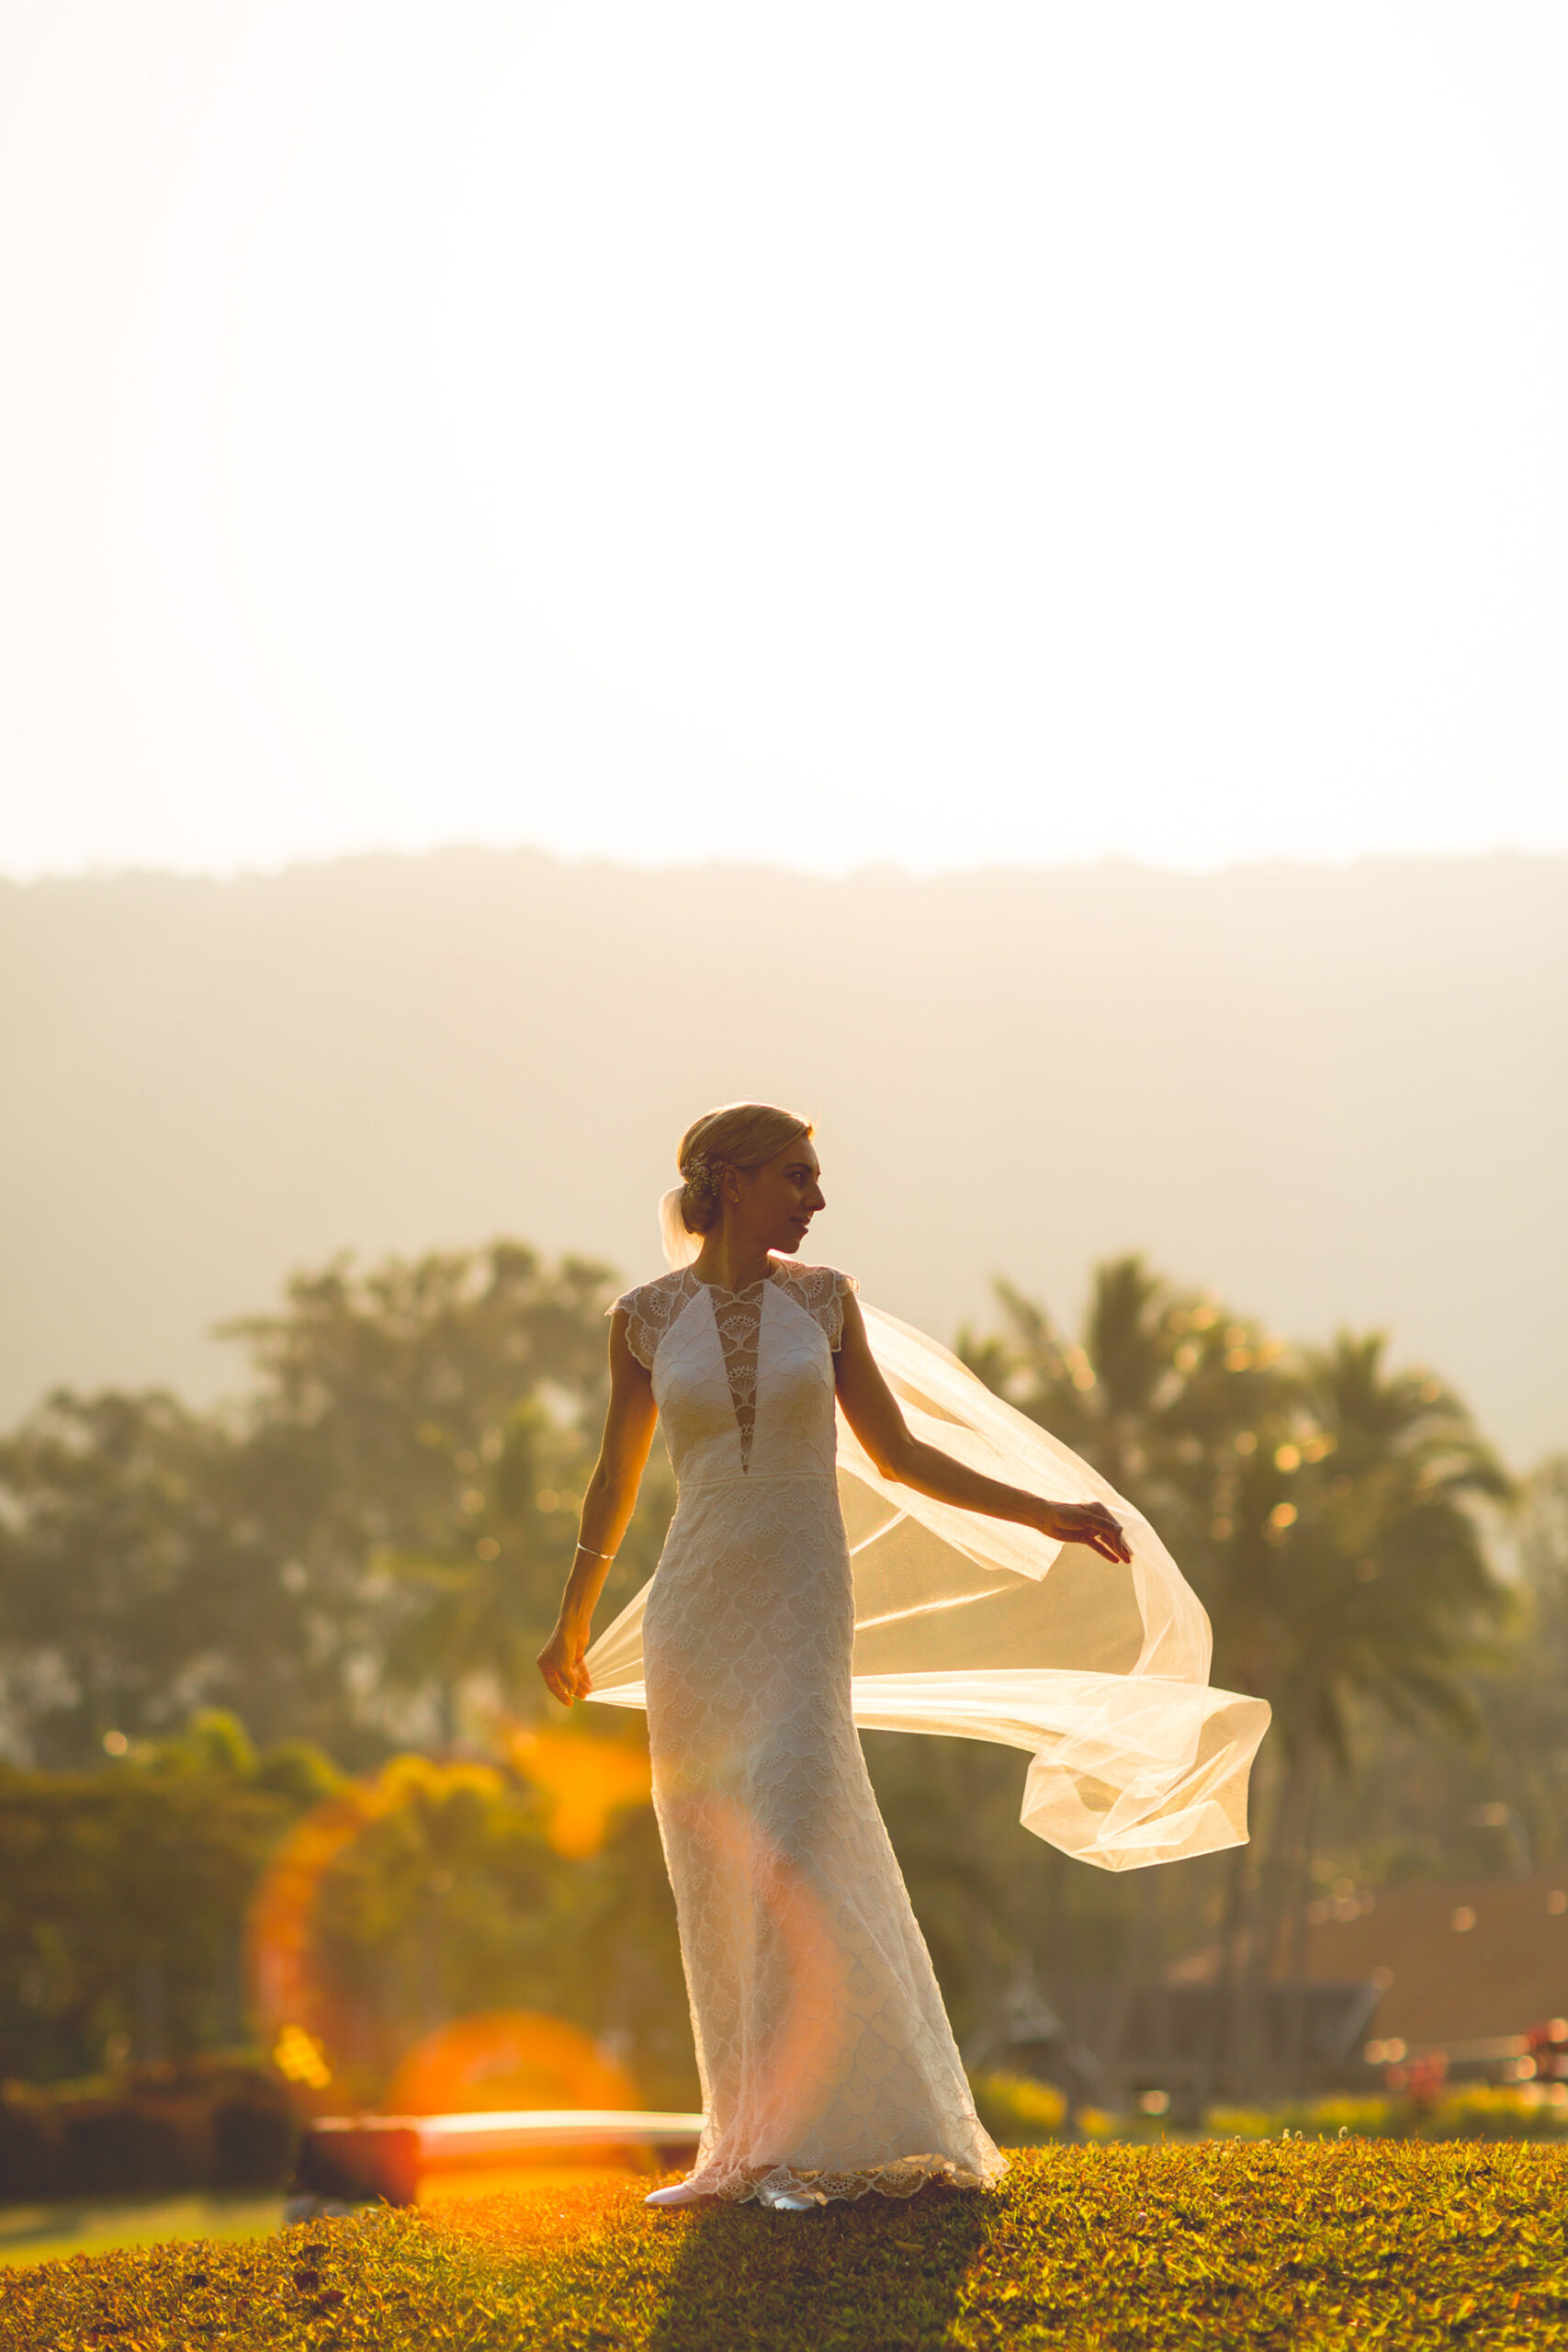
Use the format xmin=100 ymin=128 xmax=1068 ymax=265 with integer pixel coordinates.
xmin=0 ymin=1391 xmax=341 ymax=1767
xmin=0 ymin=1713 xmax=690 ymax=2106
xmin=220 ymin=1241 xmax=616 ymax=1555
xmin=270 ymin=1748 xmax=691 ymax=2109
xmin=380 ymin=1397 xmax=672 ymax=1745
xmin=0 ymin=1717 xmax=333 ymax=2080
xmin=300 ymin=1756 xmax=569 ymax=2095
xmin=1462 ymin=1456 xmax=1568 ymax=1869
xmin=0 ymin=1244 xmax=651 ymax=1766
xmin=0 ymin=1235 xmax=1529 ymax=2112
xmin=1311 ymin=1453 xmax=1568 ymax=1887
xmin=863 ymin=1731 xmax=1029 ymax=2047
xmin=1235 ymin=1334 xmax=1511 ymax=2047
xmin=956 ymin=1256 xmax=1296 ymax=1976
xmin=959 ymin=1253 xmax=1293 ymax=1589
xmin=222 ymin=1242 xmax=664 ymax=1747
xmin=960 ymin=1261 xmax=1512 ymax=2095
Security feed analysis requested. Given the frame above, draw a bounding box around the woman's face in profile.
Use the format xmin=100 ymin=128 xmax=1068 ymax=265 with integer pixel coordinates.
xmin=741 ymin=1136 xmax=826 ymax=1254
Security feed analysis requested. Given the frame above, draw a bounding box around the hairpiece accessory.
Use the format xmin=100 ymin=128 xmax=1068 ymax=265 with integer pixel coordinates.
xmin=683 ymin=1154 xmax=716 ymax=1193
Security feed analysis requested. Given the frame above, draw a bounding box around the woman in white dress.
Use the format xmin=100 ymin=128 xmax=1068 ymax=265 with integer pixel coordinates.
xmin=537 ymin=1101 xmax=1132 ymax=2213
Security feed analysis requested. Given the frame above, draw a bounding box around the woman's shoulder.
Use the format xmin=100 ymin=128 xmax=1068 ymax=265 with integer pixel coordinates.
xmin=612 ymin=1266 xmax=696 ymax=1312
xmin=769 ymin=1259 xmax=859 ymax=1347
xmin=610 ymin=1267 xmax=700 ymax=1368
xmin=770 ymin=1258 xmax=857 ymax=1296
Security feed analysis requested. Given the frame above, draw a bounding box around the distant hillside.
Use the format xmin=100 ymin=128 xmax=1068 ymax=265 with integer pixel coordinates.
xmin=2 ymin=850 xmax=1563 ymax=1461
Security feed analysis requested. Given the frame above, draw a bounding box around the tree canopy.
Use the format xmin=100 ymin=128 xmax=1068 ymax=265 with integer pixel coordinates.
xmin=0 ymin=1238 xmax=1544 ymax=2103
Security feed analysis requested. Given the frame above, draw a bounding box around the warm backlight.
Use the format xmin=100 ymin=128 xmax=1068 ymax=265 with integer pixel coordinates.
xmin=386 ymin=2009 xmax=637 ymax=2117
xmin=505 ymin=1724 xmax=652 ymax=1858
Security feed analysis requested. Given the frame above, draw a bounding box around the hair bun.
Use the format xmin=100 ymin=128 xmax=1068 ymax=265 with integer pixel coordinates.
xmin=669 ymin=1102 xmax=814 ymax=1246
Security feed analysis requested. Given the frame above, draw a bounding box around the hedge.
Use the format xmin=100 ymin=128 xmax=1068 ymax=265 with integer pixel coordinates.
xmin=0 ymin=2060 xmax=298 ymax=2200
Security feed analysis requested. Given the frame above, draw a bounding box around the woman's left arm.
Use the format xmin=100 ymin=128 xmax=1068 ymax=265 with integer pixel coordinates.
xmin=833 ymin=1292 xmax=1133 ymax=1565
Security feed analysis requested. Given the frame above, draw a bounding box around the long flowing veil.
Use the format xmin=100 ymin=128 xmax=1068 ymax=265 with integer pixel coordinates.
xmin=583 ymin=1204 xmax=1269 ymax=1871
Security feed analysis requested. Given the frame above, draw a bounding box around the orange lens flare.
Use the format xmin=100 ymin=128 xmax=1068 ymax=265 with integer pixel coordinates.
xmin=246 ymin=1753 xmax=502 ymax=2091
xmin=246 ymin=1775 xmax=398 ymax=2076
xmin=665 ymin=1792 xmax=850 ymax=2156
xmin=505 ymin=1723 xmax=652 ymax=1858
xmin=246 ymin=1741 xmax=652 ymax=2104
xmin=386 ymin=2009 xmax=637 ymax=2115
xmin=391 ymin=2013 xmax=644 ymax=2198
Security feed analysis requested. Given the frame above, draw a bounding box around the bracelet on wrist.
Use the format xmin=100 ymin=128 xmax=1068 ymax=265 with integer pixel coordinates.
xmin=576 ymin=1541 xmax=616 ymax=1562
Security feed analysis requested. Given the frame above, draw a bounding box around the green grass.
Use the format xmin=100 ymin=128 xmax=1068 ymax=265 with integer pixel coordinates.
xmin=0 ymin=2191 xmax=288 ymax=2268
xmin=6 ymin=2143 xmax=1568 ymax=2347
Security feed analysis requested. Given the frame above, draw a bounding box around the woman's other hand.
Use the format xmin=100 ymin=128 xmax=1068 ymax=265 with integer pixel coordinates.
xmin=537 ymin=1620 xmax=592 ymax=1706
xmin=1038 ymin=1498 xmax=1133 ymax=1564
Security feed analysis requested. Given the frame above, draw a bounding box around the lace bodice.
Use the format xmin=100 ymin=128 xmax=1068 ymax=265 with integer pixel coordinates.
xmin=615 ymin=1261 xmax=855 ymax=1475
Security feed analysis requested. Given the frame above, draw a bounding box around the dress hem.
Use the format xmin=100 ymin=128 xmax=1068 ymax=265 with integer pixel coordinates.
xmin=682 ymin=2150 xmax=1008 ymax=2207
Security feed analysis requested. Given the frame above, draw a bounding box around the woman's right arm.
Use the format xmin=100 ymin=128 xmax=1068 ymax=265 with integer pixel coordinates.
xmin=536 ymin=1308 xmax=659 ymax=1707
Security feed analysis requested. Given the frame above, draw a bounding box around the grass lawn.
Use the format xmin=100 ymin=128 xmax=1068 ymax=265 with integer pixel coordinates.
xmin=5 ymin=2142 xmax=1568 ymax=2348
xmin=0 ymin=2192 xmax=288 ymax=2269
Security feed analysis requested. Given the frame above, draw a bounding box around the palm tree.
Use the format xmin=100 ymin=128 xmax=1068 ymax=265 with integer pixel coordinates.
xmin=960 ymin=1253 xmax=1295 ymax=1596
xmin=1226 ymin=1334 xmax=1512 ymax=2086
xmin=963 ymin=1262 xmax=1513 ymax=2095
xmin=961 ymin=1257 xmax=1298 ymax=2053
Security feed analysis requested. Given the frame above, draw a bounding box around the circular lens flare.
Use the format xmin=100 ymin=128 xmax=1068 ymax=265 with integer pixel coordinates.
xmin=246 ymin=1739 xmax=655 ymax=2106
xmin=387 ymin=2009 xmax=637 ymax=2116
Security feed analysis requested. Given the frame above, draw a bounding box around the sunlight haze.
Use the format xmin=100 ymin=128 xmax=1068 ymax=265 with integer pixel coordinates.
xmin=5 ymin=0 xmax=1568 ymax=876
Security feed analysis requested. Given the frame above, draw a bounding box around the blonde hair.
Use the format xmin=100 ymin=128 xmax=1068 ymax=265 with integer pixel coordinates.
xmin=675 ymin=1101 xmax=813 ymax=1238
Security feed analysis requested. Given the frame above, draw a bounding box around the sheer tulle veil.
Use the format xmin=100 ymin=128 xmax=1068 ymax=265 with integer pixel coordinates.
xmin=583 ymin=1191 xmax=1270 ymax=1871
xmin=657 ymin=1183 xmax=704 ymax=1273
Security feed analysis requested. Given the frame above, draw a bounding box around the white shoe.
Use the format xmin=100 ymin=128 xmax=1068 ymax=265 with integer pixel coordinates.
xmin=764 ymin=2191 xmax=819 ymax=2212
xmin=644 ymin=2180 xmax=708 ymax=2209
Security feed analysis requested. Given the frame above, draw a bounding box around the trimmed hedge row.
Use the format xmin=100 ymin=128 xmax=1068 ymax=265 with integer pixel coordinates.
xmin=0 ymin=1755 xmax=312 ymax=2088
xmin=972 ymin=2069 xmax=1568 ymax=2144
xmin=1206 ymin=2085 xmax=1568 ymax=2141
xmin=0 ymin=2061 xmax=298 ymax=2199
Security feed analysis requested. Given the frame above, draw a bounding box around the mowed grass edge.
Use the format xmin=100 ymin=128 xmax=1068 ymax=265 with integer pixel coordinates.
xmin=6 ymin=2142 xmax=1568 ymax=2349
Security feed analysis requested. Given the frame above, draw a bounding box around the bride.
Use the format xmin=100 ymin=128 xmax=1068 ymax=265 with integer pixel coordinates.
xmin=536 ymin=1101 xmax=1138 ymax=2213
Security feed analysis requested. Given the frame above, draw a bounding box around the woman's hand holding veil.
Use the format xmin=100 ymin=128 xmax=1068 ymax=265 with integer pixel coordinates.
xmin=537 ymin=1619 xmax=592 ymax=1707
xmin=1032 ymin=1497 xmax=1133 ymax=1564
xmin=835 ymin=1292 xmax=1133 ymax=1563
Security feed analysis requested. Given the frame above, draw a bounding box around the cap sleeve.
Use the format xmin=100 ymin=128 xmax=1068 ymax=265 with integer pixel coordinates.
xmin=826 ymin=1268 xmax=859 ymax=1351
xmin=610 ymin=1284 xmax=655 ymax=1372
xmin=610 ymin=1272 xmax=695 ymax=1371
xmin=775 ymin=1261 xmax=858 ymax=1351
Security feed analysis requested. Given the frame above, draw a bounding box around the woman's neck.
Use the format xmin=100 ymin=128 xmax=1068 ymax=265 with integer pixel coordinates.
xmin=692 ymin=1232 xmax=773 ymax=1291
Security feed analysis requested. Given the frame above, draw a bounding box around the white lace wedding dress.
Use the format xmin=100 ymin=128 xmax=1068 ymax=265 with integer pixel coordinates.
xmin=614 ymin=1258 xmax=1004 ymax=2208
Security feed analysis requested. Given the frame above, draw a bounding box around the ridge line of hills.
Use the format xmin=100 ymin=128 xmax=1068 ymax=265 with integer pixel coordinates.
xmin=3 ymin=848 xmax=1563 ymax=1461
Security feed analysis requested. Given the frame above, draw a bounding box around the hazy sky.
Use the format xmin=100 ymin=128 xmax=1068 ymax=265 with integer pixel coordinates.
xmin=5 ymin=0 xmax=1568 ymax=878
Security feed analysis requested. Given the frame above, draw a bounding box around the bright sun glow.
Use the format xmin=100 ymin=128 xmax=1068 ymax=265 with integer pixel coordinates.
xmin=5 ymin=0 xmax=1568 ymax=875
xmin=434 ymin=0 xmax=1568 ymax=871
